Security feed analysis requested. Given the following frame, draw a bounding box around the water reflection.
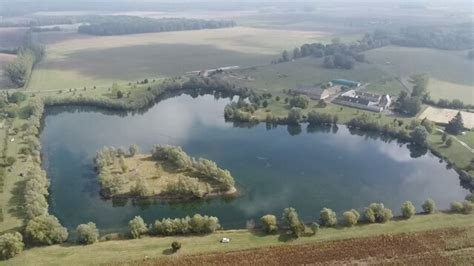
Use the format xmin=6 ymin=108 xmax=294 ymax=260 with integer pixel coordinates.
xmin=41 ymin=94 xmax=469 ymax=232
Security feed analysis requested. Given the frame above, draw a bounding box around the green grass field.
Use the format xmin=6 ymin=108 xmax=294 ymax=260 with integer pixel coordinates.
xmin=226 ymin=46 xmax=473 ymax=104
xmin=365 ymin=46 xmax=474 ymax=104
xmin=27 ymin=27 xmax=326 ymax=90
xmin=7 ymin=212 xmax=474 ymax=265
xmin=223 ymin=57 xmax=404 ymax=94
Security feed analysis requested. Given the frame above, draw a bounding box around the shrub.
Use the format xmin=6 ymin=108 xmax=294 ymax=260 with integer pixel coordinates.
xmin=320 ymin=208 xmax=337 ymax=227
xmin=154 ymin=214 xmax=220 ymax=235
xmin=401 ymin=201 xmax=416 ymax=219
xmin=450 ymin=201 xmax=463 ymax=213
xmin=129 ymin=216 xmax=148 ymax=239
xmin=289 ymin=95 xmax=310 ymax=109
xmin=466 ymin=193 xmax=474 ymax=203
xmin=422 ymin=198 xmax=436 ymax=214
xmin=76 ymin=222 xmax=99 ymax=245
xmin=462 ymin=201 xmax=473 ymax=214
xmin=364 ymin=203 xmax=393 ymax=223
xmin=0 ymin=232 xmax=24 ymax=260
xmin=343 ymin=209 xmax=360 ymax=226
xmin=282 ymin=207 xmax=305 ymax=237
xmin=8 ymin=92 xmax=27 ymax=103
xmin=171 ymin=241 xmax=181 ymax=252
xmin=310 ymin=222 xmax=320 ymax=235
xmin=287 ymin=108 xmax=302 ymax=124
xmin=25 ymin=215 xmax=68 ymax=245
xmin=129 ymin=144 xmax=139 ymax=157
xmin=5 ymin=157 xmax=16 ymax=166
xmin=260 ymin=214 xmax=278 ymax=234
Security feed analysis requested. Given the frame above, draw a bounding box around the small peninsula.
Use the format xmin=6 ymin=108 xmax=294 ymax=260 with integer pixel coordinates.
xmin=94 ymin=144 xmax=237 ymax=200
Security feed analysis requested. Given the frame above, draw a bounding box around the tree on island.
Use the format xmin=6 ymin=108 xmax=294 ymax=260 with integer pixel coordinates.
xmin=446 ymin=112 xmax=464 ymax=135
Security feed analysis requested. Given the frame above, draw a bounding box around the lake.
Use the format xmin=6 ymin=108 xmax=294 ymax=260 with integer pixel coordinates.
xmin=40 ymin=94 xmax=469 ymax=232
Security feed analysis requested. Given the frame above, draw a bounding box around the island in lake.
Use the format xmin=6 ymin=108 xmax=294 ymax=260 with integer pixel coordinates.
xmin=94 ymin=144 xmax=237 ymax=200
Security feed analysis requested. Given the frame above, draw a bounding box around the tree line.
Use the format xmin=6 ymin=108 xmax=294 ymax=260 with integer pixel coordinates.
xmin=3 ymin=31 xmax=45 ymax=88
xmin=78 ymin=16 xmax=236 ymax=36
xmin=276 ymin=23 xmax=473 ymax=69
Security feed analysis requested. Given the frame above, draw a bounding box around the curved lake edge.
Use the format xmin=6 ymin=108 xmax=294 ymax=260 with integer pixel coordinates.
xmin=39 ymin=82 xmax=473 ymax=192
xmin=38 ymin=93 xmax=470 ymax=233
xmin=15 ymin=78 xmax=467 ymax=233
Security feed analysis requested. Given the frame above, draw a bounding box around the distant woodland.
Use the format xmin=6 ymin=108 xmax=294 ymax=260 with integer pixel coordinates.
xmin=78 ymin=16 xmax=236 ymax=36
xmin=277 ymin=23 xmax=474 ymax=69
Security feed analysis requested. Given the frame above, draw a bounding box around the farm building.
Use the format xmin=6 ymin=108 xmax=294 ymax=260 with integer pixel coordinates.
xmin=333 ymin=90 xmax=391 ymax=112
xmin=292 ymin=87 xmax=331 ymax=100
xmin=331 ymin=79 xmax=361 ymax=87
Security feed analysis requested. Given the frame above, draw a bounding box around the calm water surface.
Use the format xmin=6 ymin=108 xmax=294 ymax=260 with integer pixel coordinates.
xmin=40 ymin=94 xmax=468 ymax=232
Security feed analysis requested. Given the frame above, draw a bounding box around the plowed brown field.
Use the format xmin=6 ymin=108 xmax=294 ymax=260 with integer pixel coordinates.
xmin=130 ymin=227 xmax=473 ymax=265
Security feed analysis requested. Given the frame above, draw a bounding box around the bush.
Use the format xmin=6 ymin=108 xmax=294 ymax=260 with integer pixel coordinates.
xmin=364 ymin=203 xmax=393 ymax=223
xmin=445 ymin=137 xmax=453 ymax=147
xmin=0 ymin=232 xmax=24 ymax=260
xmin=154 ymin=214 xmax=220 ymax=235
xmin=171 ymin=241 xmax=181 ymax=252
xmin=401 ymin=201 xmax=416 ymax=219
xmin=289 ymin=95 xmax=310 ymax=109
xmin=422 ymin=198 xmax=436 ymax=214
xmin=466 ymin=193 xmax=474 ymax=203
xmin=320 ymin=208 xmax=337 ymax=227
xmin=260 ymin=214 xmax=278 ymax=234
xmin=282 ymin=207 xmax=305 ymax=237
xmin=462 ymin=201 xmax=473 ymax=214
xmin=5 ymin=157 xmax=16 ymax=166
xmin=25 ymin=215 xmax=68 ymax=245
xmin=129 ymin=216 xmax=148 ymax=239
xmin=287 ymin=108 xmax=302 ymax=124
xmin=76 ymin=222 xmax=99 ymax=245
xmin=8 ymin=92 xmax=27 ymax=103
xmin=343 ymin=209 xmax=360 ymax=226
xmin=129 ymin=144 xmax=139 ymax=157
xmin=450 ymin=201 xmax=463 ymax=213
xmin=310 ymin=222 xmax=320 ymax=235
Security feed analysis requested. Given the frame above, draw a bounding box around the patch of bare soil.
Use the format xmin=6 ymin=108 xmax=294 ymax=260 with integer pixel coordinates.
xmin=129 ymin=227 xmax=473 ymax=265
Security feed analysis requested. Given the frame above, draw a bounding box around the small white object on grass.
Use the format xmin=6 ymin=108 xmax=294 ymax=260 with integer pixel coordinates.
xmin=220 ymin=237 xmax=230 ymax=243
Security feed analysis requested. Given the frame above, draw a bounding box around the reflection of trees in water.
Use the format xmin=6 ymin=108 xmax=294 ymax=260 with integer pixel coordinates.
xmin=347 ymin=127 xmax=429 ymax=158
xmin=406 ymin=143 xmax=428 ymax=158
xmin=287 ymin=124 xmax=302 ymax=136
xmin=306 ymin=124 xmax=332 ymax=134
xmin=44 ymin=89 xmax=235 ymax=118
xmin=109 ymin=191 xmax=239 ymax=211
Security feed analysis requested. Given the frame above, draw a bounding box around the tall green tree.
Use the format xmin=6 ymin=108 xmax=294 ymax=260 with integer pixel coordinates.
xmin=446 ymin=112 xmax=464 ymax=135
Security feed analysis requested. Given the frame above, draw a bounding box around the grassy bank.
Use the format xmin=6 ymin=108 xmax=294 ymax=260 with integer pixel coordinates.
xmin=6 ymin=212 xmax=474 ymax=265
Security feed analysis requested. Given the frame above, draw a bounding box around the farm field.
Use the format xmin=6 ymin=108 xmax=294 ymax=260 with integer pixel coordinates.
xmin=232 ymin=45 xmax=473 ymax=102
xmin=27 ymin=27 xmax=326 ymax=90
xmin=0 ymin=53 xmax=16 ymax=88
xmin=0 ymin=27 xmax=28 ymax=49
xmin=419 ymin=106 xmax=474 ymax=129
xmin=7 ymin=213 xmax=474 ymax=265
xmin=365 ymin=46 xmax=474 ymax=104
xmin=223 ymin=57 xmax=404 ymax=95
